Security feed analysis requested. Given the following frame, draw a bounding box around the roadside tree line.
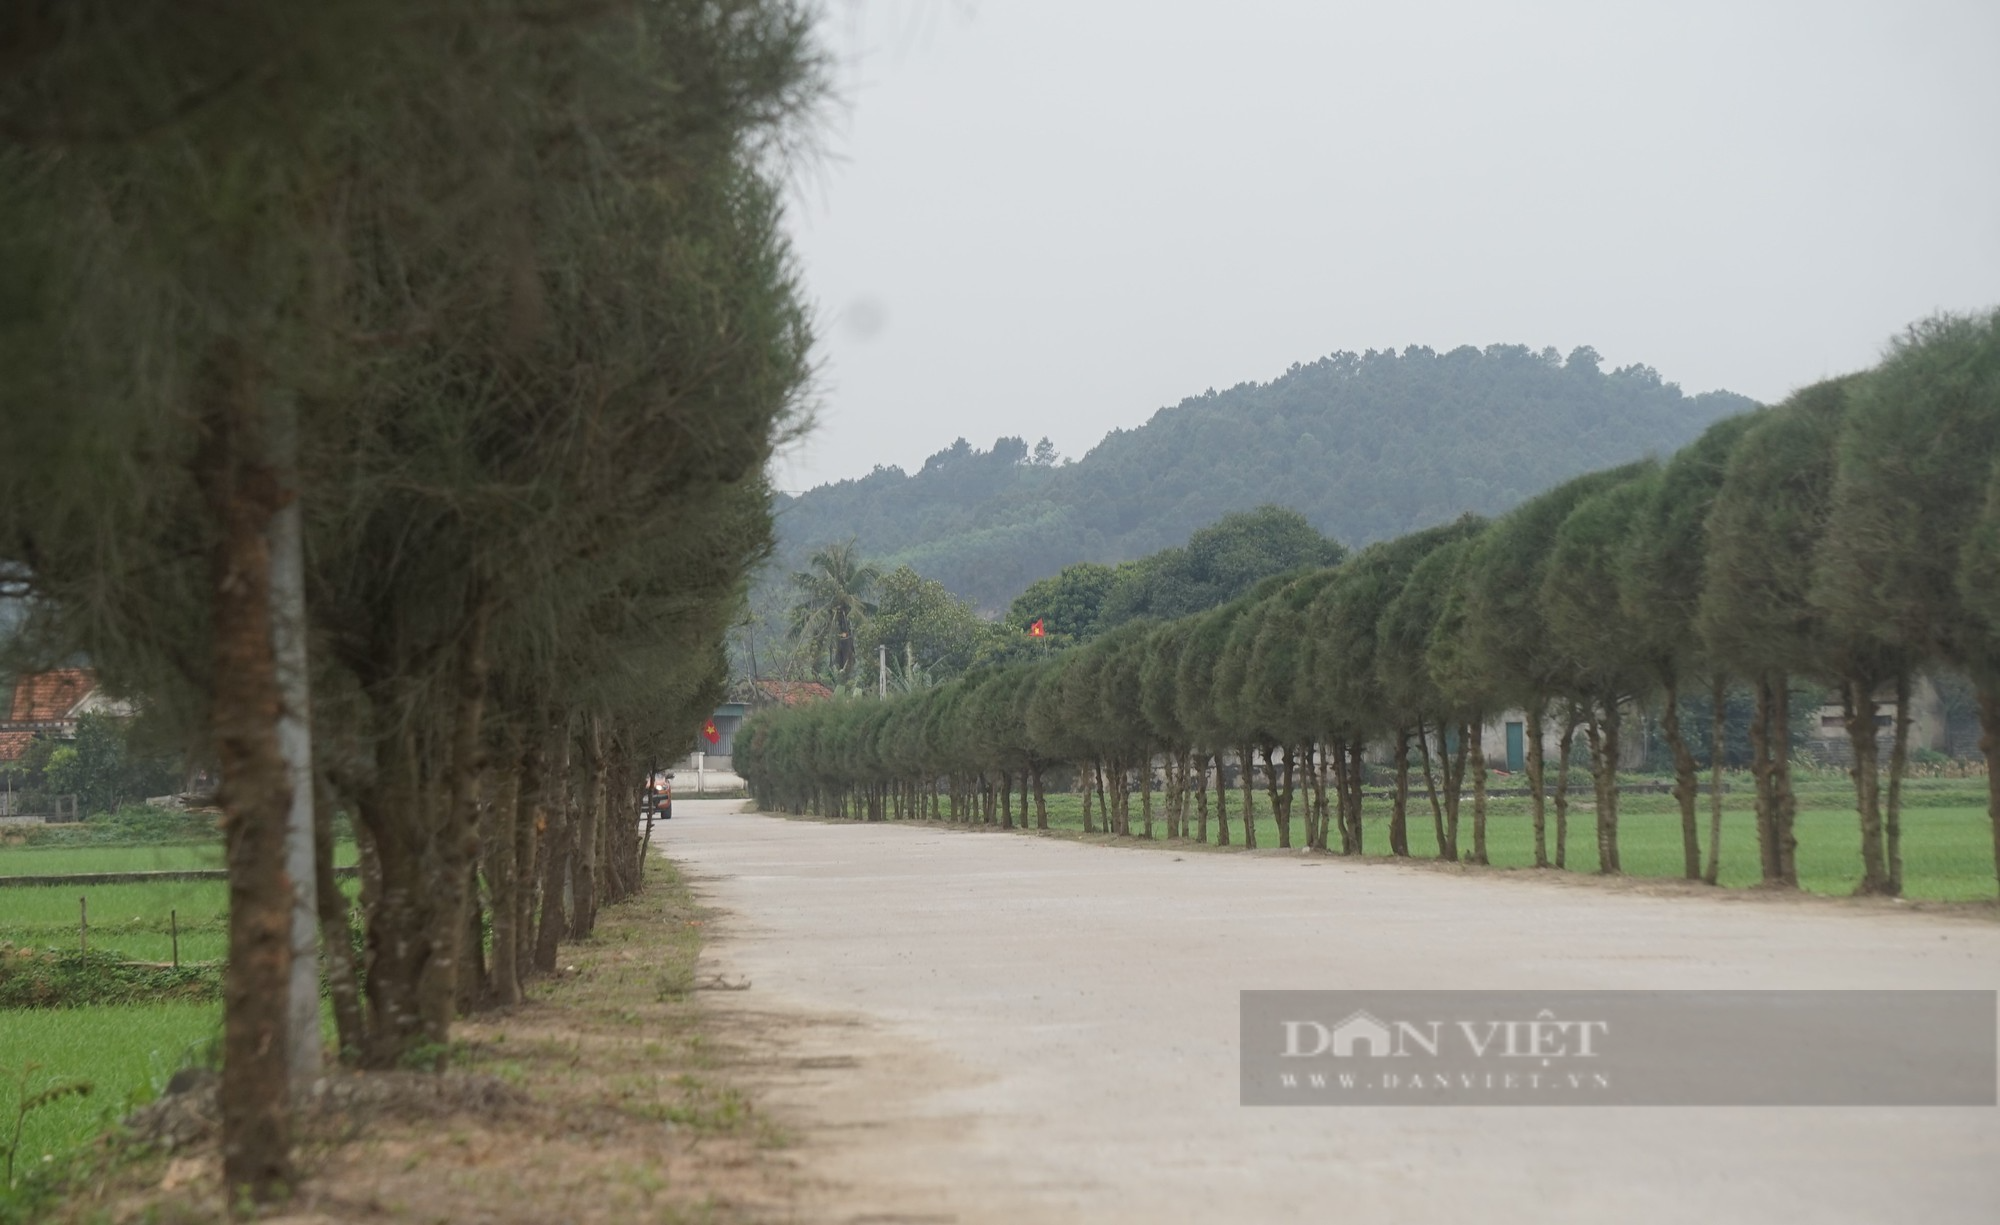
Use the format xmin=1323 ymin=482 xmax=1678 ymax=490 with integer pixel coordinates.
xmin=1 ymin=0 xmax=822 ymax=1204
xmin=739 ymin=311 xmax=2000 ymax=898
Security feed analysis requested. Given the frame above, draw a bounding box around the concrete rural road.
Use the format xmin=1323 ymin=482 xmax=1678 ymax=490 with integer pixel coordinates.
xmin=658 ymin=800 xmax=2000 ymax=1224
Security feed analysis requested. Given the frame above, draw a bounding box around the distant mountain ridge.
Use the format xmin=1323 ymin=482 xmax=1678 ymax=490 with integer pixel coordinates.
xmin=774 ymin=344 xmax=1756 ymax=611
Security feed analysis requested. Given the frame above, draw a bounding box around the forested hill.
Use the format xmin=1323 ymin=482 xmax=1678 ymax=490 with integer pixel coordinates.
xmin=776 ymin=344 xmax=1755 ymax=611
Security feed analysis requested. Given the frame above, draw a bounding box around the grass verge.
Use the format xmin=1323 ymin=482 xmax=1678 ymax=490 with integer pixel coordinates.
xmin=25 ymin=854 xmax=796 ymax=1224
xmin=830 ymin=772 xmax=2000 ymax=903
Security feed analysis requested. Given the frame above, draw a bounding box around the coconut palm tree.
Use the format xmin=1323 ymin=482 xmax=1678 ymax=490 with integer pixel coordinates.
xmin=789 ymin=540 xmax=880 ymax=679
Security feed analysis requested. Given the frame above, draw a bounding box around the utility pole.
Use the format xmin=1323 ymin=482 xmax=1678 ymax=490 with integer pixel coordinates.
xmin=878 ymin=643 xmax=888 ymax=698
xmin=268 ymin=398 xmax=318 ymax=1087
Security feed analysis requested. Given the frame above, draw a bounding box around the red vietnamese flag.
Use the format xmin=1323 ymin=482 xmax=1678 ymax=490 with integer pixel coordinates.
xmin=702 ymin=718 xmax=720 ymax=744
xmin=1029 ymin=619 xmax=1046 ymax=637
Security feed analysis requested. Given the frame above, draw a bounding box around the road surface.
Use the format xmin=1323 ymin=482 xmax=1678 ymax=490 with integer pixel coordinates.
xmin=659 ymin=800 xmax=2000 ymax=1224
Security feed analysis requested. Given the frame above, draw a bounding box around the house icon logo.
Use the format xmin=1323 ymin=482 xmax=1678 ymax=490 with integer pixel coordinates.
xmin=1330 ymin=1010 xmax=1395 ymax=1057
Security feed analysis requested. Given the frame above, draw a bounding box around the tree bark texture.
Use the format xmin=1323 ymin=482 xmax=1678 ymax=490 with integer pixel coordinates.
xmin=194 ymin=349 xmax=296 ymax=1200
xmin=1660 ymin=676 xmax=1701 ymax=880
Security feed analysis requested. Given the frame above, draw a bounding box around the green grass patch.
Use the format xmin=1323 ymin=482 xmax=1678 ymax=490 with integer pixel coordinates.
xmin=0 ymin=1002 xmax=218 ymax=1181
xmin=996 ymin=772 xmax=1998 ymax=900
xmin=0 ymin=947 xmax=220 ymax=1009
xmin=0 ymin=880 xmax=230 ymax=963
xmin=0 ymin=873 xmax=360 ymax=964
xmin=0 ymin=840 xmax=358 ymax=877
xmin=0 ymin=808 xmax=222 ymax=850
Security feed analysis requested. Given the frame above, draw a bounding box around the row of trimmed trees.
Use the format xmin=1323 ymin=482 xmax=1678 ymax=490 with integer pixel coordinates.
xmin=1 ymin=0 xmax=823 ymax=1204
xmin=740 ymin=311 xmax=2000 ymax=898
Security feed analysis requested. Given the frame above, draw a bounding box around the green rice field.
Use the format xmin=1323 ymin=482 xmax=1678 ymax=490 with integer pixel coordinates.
xmin=0 ymin=880 xmax=231 ymax=963
xmin=0 ymin=835 xmax=355 ymax=1195
xmin=0 ymin=840 xmax=359 ymax=877
xmin=0 ymin=842 xmax=359 ymax=964
xmin=0 ymin=1002 xmax=220 ymax=1178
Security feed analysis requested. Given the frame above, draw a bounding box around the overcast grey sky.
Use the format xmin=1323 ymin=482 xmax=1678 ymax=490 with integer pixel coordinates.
xmin=776 ymin=0 xmax=2000 ymax=491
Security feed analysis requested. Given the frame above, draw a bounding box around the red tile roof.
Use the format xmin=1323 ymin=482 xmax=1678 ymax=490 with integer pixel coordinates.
xmin=755 ymin=679 xmax=833 ymax=708
xmin=0 ymin=730 xmax=33 ymax=764
xmin=7 ymin=669 xmax=94 ymax=724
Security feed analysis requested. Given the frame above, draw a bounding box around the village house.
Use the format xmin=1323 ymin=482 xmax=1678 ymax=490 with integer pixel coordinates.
xmin=0 ymin=667 xmax=130 ymax=765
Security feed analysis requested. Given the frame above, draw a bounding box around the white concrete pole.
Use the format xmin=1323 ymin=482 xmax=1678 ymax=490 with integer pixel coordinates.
xmin=268 ymin=401 xmax=319 ymax=1086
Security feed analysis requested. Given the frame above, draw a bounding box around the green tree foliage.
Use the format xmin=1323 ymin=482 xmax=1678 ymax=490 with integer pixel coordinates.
xmin=1701 ymin=381 xmax=1858 ymax=887
xmin=855 ymin=566 xmax=997 ymax=679
xmin=1007 ymin=562 xmax=1117 ymax=644
xmin=1323 ymin=517 xmax=1487 ymax=856
xmin=1824 ymin=311 xmax=2000 ymax=890
xmin=1619 ymin=415 xmax=1759 ymax=882
xmin=23 ymin=713 xmax=178 ymax=817
xmin=741 ymin=314 xmax=2000 ymax=905
xmin=999 ymin=507 xmax=1340 ymax=647
xmin=790 ymin=541 xmax=882 ymax=677
xmin=1097 ymin=507 xmax=1344 ymax=630
xmin=1540 ymin=468 xmax=1659 ymax=874
xmin=1452 ymin=467 xmax=1645 ymax=870
xmin=1 ymin=0 xmax=826 ymax=1197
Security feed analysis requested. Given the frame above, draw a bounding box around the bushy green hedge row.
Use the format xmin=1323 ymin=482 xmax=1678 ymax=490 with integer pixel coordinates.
xmin=741 ymin=310 xmax=2000 ymax=897
xmin=0 ymin=945 xmax=220 ymax=1010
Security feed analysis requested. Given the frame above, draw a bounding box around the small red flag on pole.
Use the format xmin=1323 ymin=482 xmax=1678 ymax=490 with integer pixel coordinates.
xmin=1029 ymin=619 xmax=1046 ymax=637
xmin=702 ymin=718 xmax=720 ymax=744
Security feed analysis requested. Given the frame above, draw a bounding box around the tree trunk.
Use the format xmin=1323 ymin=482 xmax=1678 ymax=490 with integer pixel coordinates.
xmin=1345 ymin=740 xmax=1366 ymax=856
xmin=1887 ymin=673 xmax=1909 ymax=897
xmin=195 ymin=343 xmax=295 ymax=1200
xmin=531 ymin=760 xmax=571 ymax=974
xmin=1554 ymin=705 xmax=1580 ymax=870
xmin=1980 ymin=685 xmax=2000 ymax=898
xmin=1585 ymin=700 xmax=1622 ymax=874
xmin=358 ymin=731 xmax=432 ymax=1067
xmin=1139 ymin=756 xmax=1154 ymax=839
xmin=425 ymin=599 xmax=492 ymax=1037
xmin=1390 ymin=730 xmax=1411 ymax=857
xmin=486 ymin=749 xmax=523 ymax=1008
xmin=514 ymin=740 xmax=545 ymax=987
xmin=1443 ymin=723 xmax=1467 ymax=862
xmin=1773 ymin=675 xmax=1798 ymax=886
xmin=572 ymin=719 xmax=602 ymax=938
xmin=1417 ymin=719 xmax=1447 ymax=859
xmin=1208 ymin=752 xmax=1224 ymax=848
xmin=313 ymin=772 xmax=364 ymax=1061
xmin=1526 ymin=698 xmax=1548 ymax=868
xmin=1750 ymin=675 xmax=1780 ymax=883
xmin=1847 ymin=679 xmax=1890 ymax=895
xmin=1325 ymin=740 xmax=1350 ymax=854
xmin=1660 ymin=675 xmax=1700 ymax=880
xmin=1168 ymin=750 xmax=1185 ymax=840
xmin=457 ymin=864 xmax=488 ymax=1015
xmin=1238 ymin=745 xmax=1258 ymax=849
xmin=1469 ymin=719 xmax=1489 ymax=865
xmin=1263 ymin=744 xmax=1290 ymax=848
xmin=1309 ymin=742 xmax=1330 ymax=852
xmin=1706 ymin=675 xmax=1726 ymax=885
xmin=1197 ymin=753 xmax=1212 ymax=844
xmin=1079 ymin=766 xmax=1093 ymax=833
